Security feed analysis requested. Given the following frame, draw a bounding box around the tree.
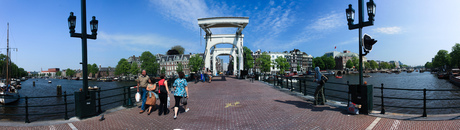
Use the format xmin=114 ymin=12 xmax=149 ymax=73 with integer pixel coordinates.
xmin=255 ymin=52 xmax=271 ymax=73
xmin=351 ymin=57 xmax=359 ymax=68
xmin=425 ymin=62 xmax=433 ymax=69
xmin=369 ymin=60 xmax=378 ymax=69
xmin=161 ymin=67 xmax=166 ymax=74
xmin=115 ymin=58 xmax=130 ymax=76
xmin=140 ymin=51 xmax=160 ymax=75
xmin=177 ymin=62 xmax=183 ymax=73
xmin=433 ymin=50 xmax=451 ymax=69
xmin=87 ymin=63 xmax=99 ymax=77
xmin=130 ymin=62 xmax=139 ymax=75
xmin=364 ymin=62 xmax=370 ymax=69
xmin=450 ymin=43 xmax=460 ymax=68
xmin=171 ymin=45 xmax=185 ymax=55
xmin=66 ymin=68 xmax=76 ymax=77
xmin=346 ymin=60 xmax=354 ymax=69
xmin=313 ymin=57 xmax=325 ymax=69
xmin=274 ymin=56 xmax=289 ymax=74
xmin=56 ymin=71 xmax=62 ymax=76
xmin=380 ymin=62 xmax=390 ymax=69
xmin=243 ymin=46 xmax=254 ymax=71
xmin=189 ymin=54 xmax=204 ymax=73
xmin=321 ymin=55 xmax=335 ymax=70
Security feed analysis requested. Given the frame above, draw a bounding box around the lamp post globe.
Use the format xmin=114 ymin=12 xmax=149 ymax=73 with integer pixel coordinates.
xmin=367 ymin=0 xmax=376 ymax=21
xmin=346 ymin=4 xmax=355 ymax=25
xmin=90 ymin=16 xmax=98 ymax=34
xmin=68 ymin=12 xmax=76 ymax=33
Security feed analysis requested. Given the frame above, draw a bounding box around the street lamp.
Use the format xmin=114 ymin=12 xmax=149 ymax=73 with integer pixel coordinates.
xmin=68 ymin=0 xmax=99 ymax=119
xmin=345 ymin=0 xmax=376 ymax=86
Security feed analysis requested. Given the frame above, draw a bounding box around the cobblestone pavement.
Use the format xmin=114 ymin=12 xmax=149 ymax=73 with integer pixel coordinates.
xmin=3 ymin=76 xmax=460 ymax=129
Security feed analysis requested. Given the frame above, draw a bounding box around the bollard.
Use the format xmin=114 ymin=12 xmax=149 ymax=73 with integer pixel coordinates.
xmin=57 ymin=85 xmax=62 ymax=95
xmin=33 ymin=81 xmax=35 ymax=86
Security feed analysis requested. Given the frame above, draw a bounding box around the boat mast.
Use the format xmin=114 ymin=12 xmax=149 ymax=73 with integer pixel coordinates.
xmin=6 ymin=23 xmax=9 ymax=85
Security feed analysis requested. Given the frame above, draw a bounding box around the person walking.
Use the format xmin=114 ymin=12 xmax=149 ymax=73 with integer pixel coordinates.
xmin=207 ymin=69 xmax=212 ymax=83
xmin=137 ymin=70 xmax=151 ymax=113
xmin=157 ymin=74 xmax=170 ymax=116
xmin=145 ymin=77 xmax=158 ymax=115
xmin=313 ymin=67 xmax=326 ymax=105
xmin=172 ymin=72 xmax=189 ymax=119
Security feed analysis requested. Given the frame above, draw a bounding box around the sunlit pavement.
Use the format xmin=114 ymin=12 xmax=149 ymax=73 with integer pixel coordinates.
xmin=2 ymin=76 xmax=460 ymax=129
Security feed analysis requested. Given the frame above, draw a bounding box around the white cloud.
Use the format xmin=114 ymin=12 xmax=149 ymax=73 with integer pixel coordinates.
xmin=97 ymin=32 xmax=201 ymax=53
xmin=285 ymin=12 xmax=343 ymax=47
xmin=150 ymin=0 xmax=221 ymax=31
xmin=374 ymin=27 xmax=402 ymax=34
xmin=309 ymin=13 xmax=342 ymax=31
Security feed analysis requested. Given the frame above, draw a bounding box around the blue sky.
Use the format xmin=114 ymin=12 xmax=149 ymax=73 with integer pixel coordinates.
xmin=1 ymin=0 xmax=460 ymax=71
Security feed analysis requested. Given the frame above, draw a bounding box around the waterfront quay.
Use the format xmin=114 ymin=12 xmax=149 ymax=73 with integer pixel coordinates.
xmin=2 ymin=76 xmax=460 ymax=129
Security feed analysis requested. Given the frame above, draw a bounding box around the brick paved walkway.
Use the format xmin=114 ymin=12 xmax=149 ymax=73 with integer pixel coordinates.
xmin=3 ymin=76 xmax=460 ymax=129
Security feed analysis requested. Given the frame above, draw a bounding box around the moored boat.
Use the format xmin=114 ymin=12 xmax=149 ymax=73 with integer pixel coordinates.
xmin=0 ymin=83 xmax=20 ymax=104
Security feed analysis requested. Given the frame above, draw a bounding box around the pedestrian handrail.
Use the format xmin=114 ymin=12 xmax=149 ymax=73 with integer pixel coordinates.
xmin=374 ymin=85 xmax=460 ymax=117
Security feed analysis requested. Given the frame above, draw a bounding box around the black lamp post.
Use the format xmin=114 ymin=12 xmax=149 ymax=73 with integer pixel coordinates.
xmin=68 ymin=0 xmax=98 ymax=98
xmin=346 ymin=0 xmax=376 ymax=86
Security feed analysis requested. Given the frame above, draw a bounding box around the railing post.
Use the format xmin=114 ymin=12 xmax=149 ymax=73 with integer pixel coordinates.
xmin=123 ymin=86 xmax=126 ymax=107
xmin=273 ymin=75 xmax=276 ymax=86
xmin=380 ymin=83 xmax=385 ymax=114
xmin=422 ymin=88 xmax=427 ymax=117
xmin=98 ymin=88 xmax=102 ymax=113
xmin=290 ymin=78 xmax=293 ymax=91
xmin=64 ymin=91 xmax=69 ymax=120
xmin=127 ymin=86 xmax=133 ymax=107
xmin=299 ymin=78 xmax=301 ymax=93
xmin=25 ymin=96 xmax=30 ymax=123
xmin=347 ymin=81 xmax=350 ymax=107
xmin=303 ymin=79 xmax=307 ymax=96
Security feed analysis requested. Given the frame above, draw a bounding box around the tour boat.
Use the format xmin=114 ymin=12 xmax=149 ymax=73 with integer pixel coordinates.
xmin=0 ymin=23 xmax=20 ymax=104
xmin=335 ymin=76 xmax=343 ymax=79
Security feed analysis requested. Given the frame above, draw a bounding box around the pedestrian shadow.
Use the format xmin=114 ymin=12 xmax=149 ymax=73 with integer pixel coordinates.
xmin=274 ymin=100 xmax=347 ymax=114
xmin=210 ymin=76 xmax=226 ymax=81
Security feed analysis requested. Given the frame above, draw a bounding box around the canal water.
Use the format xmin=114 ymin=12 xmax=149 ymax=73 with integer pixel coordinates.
xmin=300 ymin=72 xmax=460 ymax=115
xmin=0 ymin=79 xmax=136 ymax=122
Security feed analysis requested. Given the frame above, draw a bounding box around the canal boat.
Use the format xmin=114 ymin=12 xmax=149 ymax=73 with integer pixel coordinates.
xmin=0 ymin=83 xmax=20 ymax=104
xmin=0 ymin=23 xmax=20 ymax=104
xmin=437 ymin=72 xmax=449 ymax=79
xmin=335 ymin=76 xmax=343 ymax=79
xmin=449 ymin=69 xmax=460 ymax=87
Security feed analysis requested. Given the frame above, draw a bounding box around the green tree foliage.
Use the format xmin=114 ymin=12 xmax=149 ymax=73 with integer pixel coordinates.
xmin=115 ymin=58 xmax=130 ymax=76
xmin=274 ymin=56 xmax=289 ymax=74
xmin=0 ymin=54 xmax=27 ymax=78
xmin=351 ymin=57 xmax=359 ymax=68
xmin=369 ymin=60 xmax=378 ymax=69
xmin=425 ymin=62 xmax=433 ymax=69
xmin=189 ymin=54 xmax=204 ymax=73
xmin=364 ymin=62 xmax=370 ymax=69
xmin=130 ymin=62 xmax=139 ymax=75
xmin=346 ymin=60 xmax=354 ymax=69
xmin=450 ymin=43 xmax=460 ymax=68
xmin=313 ymin=57 xmax=325 ymax=69
xmin=140 ymin=51 xmax=160 ymax=75
xmin=321 ymin=55 xmax=335 ymax=70
xmin=255 ymin=52 xmax=271 ymax=73
xmin=56 ymin=71 xmax=62 ymax=76
xmin=171 ymin=45 xmax=185 ymax=55
xmin=161 ymin=67 xmax=166 ymax=74
xmin=433 ymin=50 xmax=451 ymax=69
xmin=177 ymin=62 xmax=183 ymax=73
xmin=243 ymin=46 xmax=254 ymax=70
xmin=380 ymin=62 xmax=390 ymax=69
xmin=87 ymin=63 xmax=99 ymax=77
xmin=66 ymin=68 xmax=76 ymax=77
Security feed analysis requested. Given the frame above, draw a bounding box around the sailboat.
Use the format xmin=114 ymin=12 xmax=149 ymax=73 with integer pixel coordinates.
xmin=0 ymin=23 xmax=20 ymax=104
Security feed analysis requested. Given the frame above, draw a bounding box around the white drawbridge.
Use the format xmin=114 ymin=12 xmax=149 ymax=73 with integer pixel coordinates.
xmin=198 ymin=17 xmax=249 ymax=76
